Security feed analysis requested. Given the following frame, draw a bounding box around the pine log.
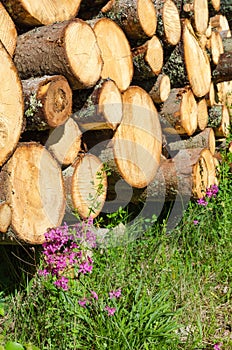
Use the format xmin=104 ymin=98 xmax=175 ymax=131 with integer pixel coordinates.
xmin=159 ymin=86 xmax=198 ymax=136
xmin=209 ymin=30 xmax=224 ymax=65
xmin=212 ymin=53 xmax=232 ymax=83
xmin=132 ymin=36 xmax=163 ymax=80
xmin=14 ymin=19 xmax=103 ymax=90
xmin=0 ymin=2 xmax=17 ymax=56
xmin=197 ymin=98 xmax=208 ymax=130
xmin=182 ymin=0 xmax=209 ymax=35
xmin=0 ymin=41 xmax=24 ymax=167
xmin=112 ymin=85 xmax=162 ymax=188
xmin=208 ymin=104 xmax=230 ymax=137
xmin=220 ymin=0 xmax=232 ymax=31
xmin=205 ymin=82 xmax=216 ymax=107
xmin=46 ymin=117 xmax=82 ymax=167
xmin=154 ymin=0 xmax=181 ymax=46
xmin=104 ymin=148 xmax=217 ymax=202
xmin=168 ymin=128 xmax=216 ymax=154
xmin=0 ymin=201 xmax=11 ymax=233
xmin=216 ymin=80 xmax=232 ymax=104
xmin=63 ymin=153 xmax=107 ymax=219
xmin=22 ymin=75 xmax=72 ymax=131
xmin=210 ymin=14 xmax=231 ymax=38
xmin=183 ymin=19 xmax=211 ymax=97
xmin=90 ymin=18 xmax=133 ymax=92
xmin=209 ymin=0 xmax=221 ymax=13
xmin=73 ymin=79 xmax=122 ymax=131
xmin=102 ymin=0 xmax=157 ymax=44
xmin=149 ymin=73 xmax=171 ymax=103
xmin=0 ymin=143 xmax=65 ymax=244
xmin=1 ymin=0 xmax=82 ymax=26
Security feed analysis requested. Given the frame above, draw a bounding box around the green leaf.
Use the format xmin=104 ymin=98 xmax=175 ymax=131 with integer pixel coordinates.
xmin=5 ymin=342 xmax=24 ymax=350
xmin=25 ymin=344 xmax=40 ymax=350
xmin=0 ymin=306 xmax=4 ymax=316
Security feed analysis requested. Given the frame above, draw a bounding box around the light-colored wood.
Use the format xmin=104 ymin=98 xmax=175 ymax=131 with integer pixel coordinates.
xmin=63 ymin=153 xmax=107 ymax=219
xmin=22 ymin=75 xmax=72 ymax=130
xmin=208 ymin=104 xmax=230 ymax=137
xmin=149 ymin=74 xmax=171 ymax=103
xmin=197 ymin=98 xmax=208 ymax=130
xmin=0 ymin=41 xmax=24 ymax=167
xmin=0 ymin=143 xmax=65 ymax=244
xmin=205 ymin=82 xmax=216 ymax=107
xmin=113 ymin=85 xmax=162 ymax=188
xmin=210 ymin=30 xmax=224 ymax=65
xmin=73 ymin=79 xmax=122 ymax=131
xmin=2 ymin=0 xmax=81 ymax=26
xmin=102 ymin=0 xmax=157 ymax=42
xmin=0 ymin=201 xmax=11 ymax=233
xmin=46 ymin=117 xmax=82 ymax=167
xmin=132 ymin=36 xmax=163 ymax=80
xmin=210 ymin=14 xmax=231 ymax=38
xmin=210 ymin=0 xmax=221 ymax=12
xmin=183 ymin=19 xmax=211 ymax=97
xmin=0 ymin=2 xmax=17 ymax=56
xmin=92 ymin=18 xmax=133 ymax=92
xmin=159 ymin=86 xmax=198 ymax=136
xmin=212 ymin=52 xmax=232 ymax=83
xmin=168 ymin=128 xmax=216 ymax=155
xmin=14 ymin=19 xmax=103 ymax=90
xmin=155 ymin=0 xmax=181 ymax=46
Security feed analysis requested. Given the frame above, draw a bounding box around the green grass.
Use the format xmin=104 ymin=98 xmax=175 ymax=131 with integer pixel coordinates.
xmin=0 ymin=147 xmax=231 ymax=349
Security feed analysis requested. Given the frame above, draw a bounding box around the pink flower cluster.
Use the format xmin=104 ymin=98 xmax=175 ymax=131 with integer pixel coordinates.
xmin=197 ymin=184 xmax=219 ymax=206
xmin=38 ymin=219 xmax=96 ymax=291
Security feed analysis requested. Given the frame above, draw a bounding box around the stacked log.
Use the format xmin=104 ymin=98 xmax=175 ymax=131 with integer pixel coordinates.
xmin=0 ymin=0 xmax=231 ymax=244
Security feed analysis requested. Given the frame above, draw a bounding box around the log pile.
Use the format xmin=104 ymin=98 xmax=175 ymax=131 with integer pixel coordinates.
xmin=0 ymin=0 xmax=231 ymax=244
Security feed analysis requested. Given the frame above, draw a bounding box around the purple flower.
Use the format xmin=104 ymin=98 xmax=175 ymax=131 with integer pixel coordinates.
xmin=213 ymin=343 xmax=222 ymax=350
xmin=104 ymin=305 xmax=116 ymax=316
xmin=78 ymin=298 xmax=88 ymax=308
xmin=197 ymin=198 xmax=208 ymax=206
xmin=54 ymin=276 xmax=69 ymax=291
xmin=38 ymin=269 xmax=49 ymax=276
xmin=193 ymin=220 xmax=199 ymax=225
xmin=79 ymin=261 xmax=93 ymax=274
xmin=91 ymin=291 xmax=98 ymax=300
xmin=109 ymin=288 xmax=122 ymax=299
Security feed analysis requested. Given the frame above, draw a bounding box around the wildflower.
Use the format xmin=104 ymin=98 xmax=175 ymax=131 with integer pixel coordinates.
xmin=213 ymin=343 xmax=222 ymax=350
xmin=79 ymin=260 xmax=93 ymax=274
xmin=197 ymin=197 xmax=208 ymax=206
xmin=91 ymin=291 xmax=98 ymax=300
xmin=38 ymin=269 xmax=49 ymax=276
xmin=54 ymin=276 xmax=69 ymax=291
xmin=78 ymin=298 xmax=88 ymax=308
xmin=109 ymin=288 xmax=122 ymax=299
xmin=193 ymin=220 xmax=199 ymax=225
xmin=104 ymin=305 xmax=116 ymax=316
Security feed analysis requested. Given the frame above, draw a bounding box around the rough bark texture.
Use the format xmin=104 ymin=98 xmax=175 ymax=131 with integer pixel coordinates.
xmin=0 ymin=41 xmax=24 ymax=167
xmin=159 ymin=86 xmax=198 ymax=136
xmin=22 ymin=75 xmax=72 ymax=130
xmin=73 ymin=79 xmax=122 ymax=131
xmin=210 ymin=14 xmax=231 ymax=39
xmin=0 ymin=143 xmax=65 ymax=244
xmin=102 ymin=0 xmax=157 ymax=44
xmin=212 ymin=53 xmax=232 ymax=83
xmin=208 ymin=104 xmax=230 ymax=137
xmin=2 ymin=0 xmax=82 ymax=26
xmin=14 ymin=19 xmax=103 ymax=89
xmin=132 ymin=36 xmax=163 ymax=80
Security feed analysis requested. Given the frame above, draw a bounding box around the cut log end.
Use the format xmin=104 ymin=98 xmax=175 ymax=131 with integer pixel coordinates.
xmin=193 ymin=0 xmax=209 ymax=35
xmin=197 ymin=98 xmax=208 ymax=130
xmin=149 ymin=74 xmax=171 ymax=104
xmin=163 ymin=0 xmax=181 ymax=45
xmin=0 ymin=2 xmax=17 ymax=56
xmin=0 ymin=202 xmax=12 ymax=233
xmin=137 ymin=0 xmax=157 ymax=38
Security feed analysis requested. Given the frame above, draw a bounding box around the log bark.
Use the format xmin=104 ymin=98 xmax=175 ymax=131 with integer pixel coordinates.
xmin=90 ymin=18 xmax=133 ymax=92
xmin=2 ymin=0 xmax=82 ymax=26
xmin=220 ymin=0 xmax=232 ymax=30
xmin=0 ymin=143 xmax=65 ymax=244
xmin=197 ymin=98 xmax=208 ymax=130
xmin=149 ymin=73 xmax=171 ymax=103
xmin=183 ymin=19 xmax=211 ymax=97
xmin=210 ymin=14 xmax=231 ymax=38
xmin=113 ymin=85 xmax=162 ymax=188
xmin=79 ymin=0 xmax=109 ymax=19
xmin=154 ymin=0 xmax=181 ymax=46
xmin=0 ymin=201 xmax=11 ymax=233
xmin=0 ymin=2 xmax=17 ymax=56
xmin=73 ymin=79 xmax=122 ymax=131
xmin=159 ymin=86 xmax=198 ymax=136
xmin=46 ymin=117 xmax=82 ymax=167
xmin=0 ymin=41 xmax=24 ymax=167
xmin=208 ymin=104 xmax=230 ymax=137
xmin=102 ymin=0 xmax=157 ymax=44
xmin=168 ymin=128 xmax=216 ymax=154
xmin=212 ymin=53 xmax=232 ymax=83
xmin=14 ymin=19 xmax=103 ymax=90
xmin=22 ymin=75 xmax=72 ymax=130
xmin=63 ymin=153 xmax=107 ymax=219
xmin=132 ymin=36 xmax=163 ymax=80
